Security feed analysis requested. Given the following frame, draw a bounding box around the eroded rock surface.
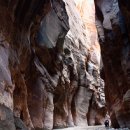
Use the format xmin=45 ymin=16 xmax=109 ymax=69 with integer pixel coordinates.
xmin=95 ymin=0 xmax=130 ymax=128
xmin=0 ymin=0 xmax=106 ymax=130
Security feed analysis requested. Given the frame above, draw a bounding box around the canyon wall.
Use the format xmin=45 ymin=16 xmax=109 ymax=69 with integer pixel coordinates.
xmin=95 ymin=0 xmax=130 ymax=128
xmin=0 ymin=0 xmax=105 ymax=130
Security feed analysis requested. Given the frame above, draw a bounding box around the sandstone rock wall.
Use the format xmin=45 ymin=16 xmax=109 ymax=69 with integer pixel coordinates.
xmin=0 ymin=0 xmax=105 ymax=130
xmin=95 ymin=0 xmax=130 ymax=128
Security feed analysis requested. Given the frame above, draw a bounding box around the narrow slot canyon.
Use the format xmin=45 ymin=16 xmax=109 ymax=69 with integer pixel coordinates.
xmin=0 ymin=0 xmax=130 ymax=130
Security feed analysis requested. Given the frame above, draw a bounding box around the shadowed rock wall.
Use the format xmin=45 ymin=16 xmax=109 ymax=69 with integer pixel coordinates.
xmin=95 ymin=0 xmax=130 ymax=128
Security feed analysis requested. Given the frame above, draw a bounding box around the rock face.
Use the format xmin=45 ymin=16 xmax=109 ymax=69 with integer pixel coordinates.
xmin=2 ymin=0 xmax=130 ymax=129
xmin=95 ymin=0 xmax=130 ymax=128
xmin=0 ymin=0 xmax=107 ymax=130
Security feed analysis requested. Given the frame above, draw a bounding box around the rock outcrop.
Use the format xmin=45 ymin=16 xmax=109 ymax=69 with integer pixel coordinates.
xmin=0 ymin=0 xmax=106 ymax=130
xmin=95 ymin=0 xmax=130 ymax=128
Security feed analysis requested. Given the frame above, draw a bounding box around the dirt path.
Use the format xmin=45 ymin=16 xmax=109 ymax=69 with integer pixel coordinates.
xmin=54 ymin=125 xmax=108 ymax=130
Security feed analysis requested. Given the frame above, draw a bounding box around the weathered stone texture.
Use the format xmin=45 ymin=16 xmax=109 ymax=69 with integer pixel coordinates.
xmin=95 ymin=0 xmax=130 ymax=128
xmin=0 ymin=0 xmax=106 ymax=130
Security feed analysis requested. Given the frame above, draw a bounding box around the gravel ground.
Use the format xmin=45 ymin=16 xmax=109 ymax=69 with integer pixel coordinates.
xmin=53 ymin=126 xmax=129 ymax=130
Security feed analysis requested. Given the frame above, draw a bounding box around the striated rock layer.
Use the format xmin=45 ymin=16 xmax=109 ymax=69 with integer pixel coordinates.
xmin=0 ymin=0 xmax=106 ymax=130
xmin=95 ymin=0 xmax=130 ymax=128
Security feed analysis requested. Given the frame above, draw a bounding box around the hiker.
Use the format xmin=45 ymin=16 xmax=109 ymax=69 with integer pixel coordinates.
xmin=104 ymin=120 xmax=109 ymax=127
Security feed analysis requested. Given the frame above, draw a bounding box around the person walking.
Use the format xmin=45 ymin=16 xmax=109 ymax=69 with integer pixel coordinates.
xmin=104 ymin=120 xmax=109 ymax=128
